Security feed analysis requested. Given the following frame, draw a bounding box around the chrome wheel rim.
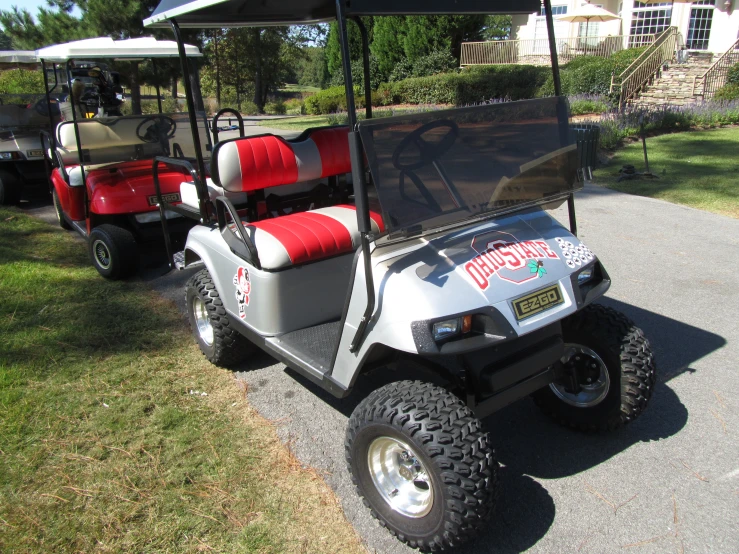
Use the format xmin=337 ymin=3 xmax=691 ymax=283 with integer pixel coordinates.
xmin=550 ymin=344 xmax=610 ymax=407
xmin=192 ymin=296 xmax=213 ymax=346
xmin=92 ymin=239 xmax=111 ymax=270
xmin=367 ymin=436 xmax=434 ymax=518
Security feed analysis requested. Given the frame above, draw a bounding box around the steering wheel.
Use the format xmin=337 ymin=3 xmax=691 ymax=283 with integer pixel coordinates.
xmin=392 ymin=119 xmax=459 ymax=171
xmin=136 ymin=115 xmax=177 ymax=144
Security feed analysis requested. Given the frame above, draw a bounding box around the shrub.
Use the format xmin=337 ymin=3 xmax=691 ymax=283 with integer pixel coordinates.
xmin=392 ymin=65 xmax=548 ymax=105
xmin=713 ymin=83 xmax=739 ymax=102
xmin=304 ymin=85 xmax=368 ymax=114
xmin=568 ymin=93 xmax=613 ymax=115
xmin=0 ymin=69 xmax=45 ymax=94
xmin=264 ymin=99 xmax=287 ymax=115
xmin=597 ymin=101 xmax=739 ymax=149
xmin=726 ymin=62 xmax=739 ymax=86
xmin=539 ymin=47 xmax=648 ymax=97
xmin=411 ymin=50 xmax=458 ymax=78
xmin=283 ymin=97 xmax=305 ymax=115
xmin=389 ymin=58 xmax=414 ymax=83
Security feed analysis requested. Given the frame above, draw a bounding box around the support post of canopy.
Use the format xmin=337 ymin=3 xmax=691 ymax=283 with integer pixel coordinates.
xmin=544 ymin=0 xmax=577 ymax=236
xmin=352 ymin=17 xmax=372 ymax=120
xmin=170 ymin=18 xmax=210 ymax=223
xmin=66 ymin=59 xmax=88 ymax=219
xmin=336 ymin=0 xmax=375 ymax=353
xmin=41 ymin=61 xmax=56 ymax=145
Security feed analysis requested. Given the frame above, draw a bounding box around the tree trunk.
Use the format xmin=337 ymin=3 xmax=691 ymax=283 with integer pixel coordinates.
xmin=214 ymin=30 xmax=221 ymax=106
xmin=130 ymin=62 xmax=141 ymax=115
xmin=171 ymin=75 xmax=177 ymax=99
xmin=252 ymin=29 xmax=263 ymax=113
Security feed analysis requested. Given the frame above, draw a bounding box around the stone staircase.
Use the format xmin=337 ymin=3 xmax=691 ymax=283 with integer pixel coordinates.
xmin=630 ymin=52 xmax=716 ymax=106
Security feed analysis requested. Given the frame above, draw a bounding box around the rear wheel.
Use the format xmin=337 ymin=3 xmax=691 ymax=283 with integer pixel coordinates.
xmin=346 ymin=381 xmax=498 ymax=552
xmin=186 ymin=268 xmax=254 ymax=367
xmin=88 ymin=224 xmax=139 ymax=280
xmin=0 ymin=169 xmax=21 ymax=205
xmin=533 ymin=304 xmax=656 ymax=432
xmin=52 ymin=189 xmax=71 ymax=229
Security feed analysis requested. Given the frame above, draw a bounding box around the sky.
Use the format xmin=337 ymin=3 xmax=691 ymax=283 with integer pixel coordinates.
xmin=6 ymin=0 xmax=82 ymax=18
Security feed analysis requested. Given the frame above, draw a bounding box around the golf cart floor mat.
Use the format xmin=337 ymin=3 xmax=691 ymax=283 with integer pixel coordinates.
xmin=275 ymin=320 xmax=341 ymax=373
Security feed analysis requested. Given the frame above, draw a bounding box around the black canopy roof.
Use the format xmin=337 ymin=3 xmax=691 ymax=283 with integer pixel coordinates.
xmin=144 ymin=0 xmax=540 ymax=28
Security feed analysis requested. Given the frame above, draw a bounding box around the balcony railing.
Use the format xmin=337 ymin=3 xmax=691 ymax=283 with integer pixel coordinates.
xmin=695 ymin=38 xmax=739 ymax=100
xmin=460 ymin=35 xmax=653 ymax=67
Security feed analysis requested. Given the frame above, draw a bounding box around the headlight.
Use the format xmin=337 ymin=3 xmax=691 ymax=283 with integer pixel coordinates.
xmin=432 ymin=315 xmax=472 ymax=342
xmin=577 ymin=268 xmax=594 ymax=284
xmin=0 ymin=152 xmax=14 ymax=160
xmin=433 ymin=319 xmax=460 ymax=340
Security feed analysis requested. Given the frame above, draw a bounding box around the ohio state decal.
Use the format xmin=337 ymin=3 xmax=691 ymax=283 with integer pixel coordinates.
xmin=463 ymin=231 xmax=560 ymax=290
xmin=233 ymin=266 xmax=251 ymax=319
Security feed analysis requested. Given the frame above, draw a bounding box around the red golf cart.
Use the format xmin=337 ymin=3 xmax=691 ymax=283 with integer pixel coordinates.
xmin=38 ymin=37 xmax=213 ymax=279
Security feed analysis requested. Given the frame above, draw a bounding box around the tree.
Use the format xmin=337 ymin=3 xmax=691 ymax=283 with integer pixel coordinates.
xmin=325 ymin=18 xmax=372 ymax=77
xmin=482 ymin=15 xmax=513 ymax=41
xmin=403 ymin=16 xmax=485 ymax=62
xmin=0 ymin=29 xmax=13 ymax=50
xmin=371 ymin=17 xmax=407 ymax=80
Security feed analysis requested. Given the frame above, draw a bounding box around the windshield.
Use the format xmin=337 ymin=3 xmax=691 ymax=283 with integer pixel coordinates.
xmin=358 ymin=97 xmax=580 ymax=235
xmin=59 ymin=111 xmax=211 ymax=166
xmin=0 ymin=94 xmax=60 ymax=132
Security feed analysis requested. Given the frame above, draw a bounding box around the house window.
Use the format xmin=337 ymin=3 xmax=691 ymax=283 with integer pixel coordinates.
xmin=686 ymin=0 xmax=715 ymax=50
xmin=629 ymin=1 xmax=673 ymax=48
xmin=541 ymin=5 xmax=568 ymax=16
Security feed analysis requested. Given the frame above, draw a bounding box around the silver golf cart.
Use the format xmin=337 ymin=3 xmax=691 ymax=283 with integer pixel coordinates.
xmin=0 ymin=50 xmax=61 ymax=204
xmin=146 ymin=1 xmax=657 ymax=550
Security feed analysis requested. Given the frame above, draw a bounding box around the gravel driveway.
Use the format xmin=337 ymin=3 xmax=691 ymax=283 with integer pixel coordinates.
xmin=24 ymin=182 xmax=739 ymax=553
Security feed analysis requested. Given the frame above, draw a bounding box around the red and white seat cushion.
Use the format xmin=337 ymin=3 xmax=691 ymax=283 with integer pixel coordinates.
xmin=214 ymin=127 xmax=351 ymax=192
xmin=244 ymin=205 xmax=384 ymax=270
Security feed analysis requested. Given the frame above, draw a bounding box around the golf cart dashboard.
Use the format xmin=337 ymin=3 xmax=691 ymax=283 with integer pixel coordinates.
xmin=358 ymin=97 xmax=580 ymax=240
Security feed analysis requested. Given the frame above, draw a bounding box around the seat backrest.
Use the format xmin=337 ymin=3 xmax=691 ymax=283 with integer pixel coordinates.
xmin=212 ymin=126 xmax=351 ymax=193
xmin=56 ymin=117 xmax=159 ymax=165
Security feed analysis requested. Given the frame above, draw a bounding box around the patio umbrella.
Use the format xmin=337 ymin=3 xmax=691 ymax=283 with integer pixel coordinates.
xmin=557 ymin=3 xmax=621 ymax=43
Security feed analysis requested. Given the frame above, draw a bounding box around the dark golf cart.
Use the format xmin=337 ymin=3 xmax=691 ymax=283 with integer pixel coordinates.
xmin=145 ymin=1 xmax=657 ymax=551
xmin=37 ymin=37 xmax=214 ymax=279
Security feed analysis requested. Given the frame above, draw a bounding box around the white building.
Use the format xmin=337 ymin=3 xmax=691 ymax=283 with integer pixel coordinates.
xmin=512 ymin=1 xmax=739 ymax=54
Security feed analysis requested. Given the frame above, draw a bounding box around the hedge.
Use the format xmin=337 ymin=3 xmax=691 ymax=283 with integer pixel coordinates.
xmin=539 ymin=47 xmax=648 ymax=97
xmin=714 ymin=83 xmax=739 ymax=102
xmin=0 ymin=69 xmax=45 ymax=95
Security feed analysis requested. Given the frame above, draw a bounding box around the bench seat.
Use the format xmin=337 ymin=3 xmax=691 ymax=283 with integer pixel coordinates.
xmin=243 ymin=205 xmax=384 ymax=270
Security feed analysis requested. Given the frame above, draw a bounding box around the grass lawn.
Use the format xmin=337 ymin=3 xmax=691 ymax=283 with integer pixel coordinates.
xmin=260 ymin=114 xmax=331 ymax=131
xmin=598 ymin=127 xmax=739 ymax=218
xmin=0 ymin=208 xmax=362 ymax=553
xmin=279 ymin=84 xmax=320 ymax=93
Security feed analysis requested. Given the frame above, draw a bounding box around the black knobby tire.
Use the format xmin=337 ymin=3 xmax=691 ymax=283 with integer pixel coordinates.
xmin=346 ymin=380 xmax=498 ymax=552
xmin=52 ymin=189 xmax=72 ymax=230
xmin=185 ymin=268 xmax=254 ymax=368
xmin=533 ymin=304 xmax=656 ymax=432
xmin=0 ymin=169 xmax=21 ymax=205
xmin=88 ymin=224 xmax=139 ymax=280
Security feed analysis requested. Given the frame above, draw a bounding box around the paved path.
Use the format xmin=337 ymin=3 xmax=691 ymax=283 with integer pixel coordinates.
xmin=23 ymin=185 xmax=739 ymax=553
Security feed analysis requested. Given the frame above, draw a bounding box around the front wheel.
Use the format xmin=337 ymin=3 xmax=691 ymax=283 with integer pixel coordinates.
xmin=185 ymin=269 xmax=255 ymax=368
xmin=533 ymin=304 xmax=656 ymax=432
xmin=346 ymin=381 xmax=498 ymax=552
xmin=0 ymin=169 xmax=21 ymax=205
xmin=88 ymin=224 xmax=139 ymax=280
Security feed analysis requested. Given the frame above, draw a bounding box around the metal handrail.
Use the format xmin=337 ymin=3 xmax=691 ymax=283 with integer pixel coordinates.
xmin=611 ymin=27 xmax=680 ymax=109
xmin=696 ymin=38 xmax=739 ymax=99
xmin=460 ymin=35 xmax=651 ymax=67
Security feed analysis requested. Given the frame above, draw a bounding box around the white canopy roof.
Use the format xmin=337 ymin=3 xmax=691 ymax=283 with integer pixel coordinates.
xmin=36 ymin=37 xmax=201 ymax=62
xmin=0 ymin=50 xmax=39 ymax=64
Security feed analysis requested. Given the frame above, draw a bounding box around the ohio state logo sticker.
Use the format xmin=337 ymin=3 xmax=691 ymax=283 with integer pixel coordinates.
xmin=463 ymin=231 xmax=560 ymax=291
xmin=233 ymin=267 xmax=251 ymax=319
